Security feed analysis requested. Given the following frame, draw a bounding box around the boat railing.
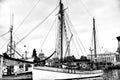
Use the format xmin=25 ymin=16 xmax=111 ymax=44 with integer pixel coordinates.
xmin=34 ymin=66 xmax=102 ymax=74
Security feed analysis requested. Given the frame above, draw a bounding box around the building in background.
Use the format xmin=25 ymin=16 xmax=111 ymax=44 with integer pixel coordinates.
xmin=39 ymin=50 xmax=45 ymax=60
xmin=87 ymin=51 xmax=119 ymax=65
xmin=116 ymin=36 xmax=120 ymax=53
xmin=87 ymin=36 xmax=120 ymax=65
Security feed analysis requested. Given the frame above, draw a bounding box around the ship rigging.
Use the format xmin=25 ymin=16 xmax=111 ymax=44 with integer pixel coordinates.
xmin=0 ymin=0 xmax=103 ymax=79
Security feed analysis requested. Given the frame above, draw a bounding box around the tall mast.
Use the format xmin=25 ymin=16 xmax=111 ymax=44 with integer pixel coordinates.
xmin=59 ymin=0 xmax=64 ymax=64
xmin=7 ymin=12 xmax=14 ymax=76
xmin=93 ymin=18 xmax=97 ymax=62
xmin=10 ymin=13 xmax=13 ymax=57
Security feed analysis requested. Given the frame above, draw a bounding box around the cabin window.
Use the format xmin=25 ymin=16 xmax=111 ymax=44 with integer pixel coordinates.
xmin=19 ymin=65 xmax=23 ymax=68
xmin=26 ymin=64 xmax=32 ymax=67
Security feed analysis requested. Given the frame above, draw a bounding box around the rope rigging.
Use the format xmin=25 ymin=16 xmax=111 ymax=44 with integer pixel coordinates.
xmin=14 ymin=0 xmax=42 ymax=33
xmin=0 ymin=39 xmax=9 ymax=51
xmin=63 ymin=0 xmax=95 ymax=55
xmin=14 ymin=47 xmax=23 ymax=57
xmin=63 ymin=12 xmax=73 ymax=57
xmin=90 ymin=19 xmax=101 ymax=54
xmin=95 ymin=25 xmax=102 ymax=53
xmin=0 ymin=31 xmax=9 ymax=38
xmin=0 ymin=0 xmax=101 ymax=68
xmin=0 ymin=31 xmax=10 ymax=52
xmin=65 ymin=12 xmax=88 ymax=55
xmin=90 ymin=30 xmax=94 ymax=49
xmin=72 ymin=38 xmax=80 ymax=57
xmin=13 ymin=33 xmax=28 ymax=57
xmin=1 ymin=0 xmax=96 ymax=60
xmin=16 ymin=5 xmax=59 ymax=45
xmin=54 ymin=16 xmax=61 ymax=58
xmin=40 ymin=17 xmax=57 ymax=50
xmin=64 ymin=34 xmax=73 ymax=57
xmin=63 ymin=21 xmax=70 ymax=57
xmin=64 ymin=12 xmax=72 ymax=34
xmin=13 ymin=33 xmax=25 ymax=46
xmin=8 ymin=45 xmax=24 ymax=58
xmin=79 ymin=0 xmax=93 ymax=18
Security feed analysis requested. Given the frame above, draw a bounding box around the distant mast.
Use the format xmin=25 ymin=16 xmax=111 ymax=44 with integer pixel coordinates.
xmin=93 ymin=18 xmax=97 ymax=62
xmin=59 ymin=0 xmax=64 ymax=65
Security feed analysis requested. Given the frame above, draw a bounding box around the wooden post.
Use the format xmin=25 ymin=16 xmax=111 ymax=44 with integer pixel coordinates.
xmin=0 ymin=56 xmax=3 ymax=78
xmin=24 ymin=63 xmax=26 ymax=71
xmin=89 ymin=48 xmax=93 ymax=61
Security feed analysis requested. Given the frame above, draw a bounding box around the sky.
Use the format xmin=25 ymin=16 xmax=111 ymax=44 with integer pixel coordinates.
xmin=0 ymin=0 xmax=120 ymax=58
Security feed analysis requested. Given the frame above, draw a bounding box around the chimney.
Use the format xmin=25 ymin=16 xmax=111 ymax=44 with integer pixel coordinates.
xmin=116 ymin=36 xmax=120 ymax=53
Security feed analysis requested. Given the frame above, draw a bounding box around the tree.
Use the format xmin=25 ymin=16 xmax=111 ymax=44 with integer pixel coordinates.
xmin=32 ymin=48 xmax=41 ymax=66
xmin=80 ymin=56 xmax=87 ymax=60
xmin=32 ymin=48 xmax=37 ymax=58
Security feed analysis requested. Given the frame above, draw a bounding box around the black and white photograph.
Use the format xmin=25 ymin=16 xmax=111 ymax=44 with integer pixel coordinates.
xmin=0 ymin=0 xmax=120 ymax=80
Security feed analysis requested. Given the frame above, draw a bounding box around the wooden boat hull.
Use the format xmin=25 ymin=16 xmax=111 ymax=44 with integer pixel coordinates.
xmin=1 ymin=71 xmax=32 ymax=80
xmin=32 ymin=66 xmax=103 ymax=80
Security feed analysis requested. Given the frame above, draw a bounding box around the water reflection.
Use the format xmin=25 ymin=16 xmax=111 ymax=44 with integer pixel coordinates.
xmin=103 ymin=70 xmax=120 ymax=80
xmin=78 ymin=70 xmax=120 ymax=80
xmin=80 ymin=77 xmax=103 ymax=80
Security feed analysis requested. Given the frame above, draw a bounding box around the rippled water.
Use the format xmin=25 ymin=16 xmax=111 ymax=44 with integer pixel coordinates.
xmin=103 ymin=70 xmax=120 ymax=80
xmin=80 ymin=70 xmax=120 ymax=80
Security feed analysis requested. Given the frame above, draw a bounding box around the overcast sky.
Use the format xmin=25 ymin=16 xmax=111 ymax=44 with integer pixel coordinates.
xmin=0 ymin=0 xmax=120 ymax=58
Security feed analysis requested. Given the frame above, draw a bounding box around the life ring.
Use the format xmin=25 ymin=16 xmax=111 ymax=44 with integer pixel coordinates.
xmin=81 ymin=64 xmax=87 ymax=69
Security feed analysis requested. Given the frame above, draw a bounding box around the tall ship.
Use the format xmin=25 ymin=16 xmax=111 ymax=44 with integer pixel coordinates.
xmin=32 ymin=0 xmax=103 ymax=80
xmin=0 ymin=0 xmax=103 ymax=80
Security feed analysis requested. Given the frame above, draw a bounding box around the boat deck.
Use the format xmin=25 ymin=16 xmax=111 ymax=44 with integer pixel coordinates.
xmin=34 ymin=66 xmax=103 ymax=74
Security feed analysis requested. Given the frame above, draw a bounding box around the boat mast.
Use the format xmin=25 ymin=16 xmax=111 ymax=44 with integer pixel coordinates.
xmin=93 ymin=18 xmax=97 ymax=62
xmin=59 ymin=0 xmax=64 ymax=64
xmin=10 ymin=14 xmax=13 ymax=57
xmin=10 ymin=24 xmax=13 ymax=57
xmin=7 ymin=13 xmax=14 ymax=76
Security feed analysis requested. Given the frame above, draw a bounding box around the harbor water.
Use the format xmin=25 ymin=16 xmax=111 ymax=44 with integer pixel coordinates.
xmin=103 ymin=70 xmax=120 ymax=80
xmin=81 ymin=70 xmax=120 ymax=80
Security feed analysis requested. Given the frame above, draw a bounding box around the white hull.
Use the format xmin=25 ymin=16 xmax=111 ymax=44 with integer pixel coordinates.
xmin=32 ymin=66 xmax=103 ymax=80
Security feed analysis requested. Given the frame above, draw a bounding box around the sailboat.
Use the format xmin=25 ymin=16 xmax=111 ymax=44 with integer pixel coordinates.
xmin=32 ymin=0 xmax=103 ymax=80
xmin=0 ymin=0 xmax=103 ymax=79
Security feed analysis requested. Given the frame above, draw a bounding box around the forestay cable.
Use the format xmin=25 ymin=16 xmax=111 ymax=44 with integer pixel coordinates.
xmin=65 ymin=12 xmax=88 ymax=54
xmin=79 ymin=0 xmax=93 ymax=18
xmin=0 ymin=39 xmax=9 ymax=51
xmin=40 ymin=17 xmax=57 ymax=50
xmin=14 ymin=0 xmax=42 ymax=33
xmin=16 ymin=5 xmax=59 ymax=45
xmin=0 ymin=31 xmax=9 ymax=38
